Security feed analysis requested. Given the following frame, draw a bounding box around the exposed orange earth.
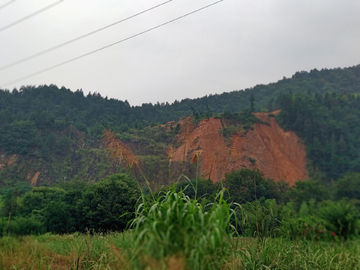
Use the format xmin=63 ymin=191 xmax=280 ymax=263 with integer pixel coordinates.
xmin=172 ymin=111 xmax=308 ymax=185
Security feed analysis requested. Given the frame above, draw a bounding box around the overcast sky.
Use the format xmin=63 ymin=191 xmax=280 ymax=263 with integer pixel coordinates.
xmin=0 ymin=0 xmax=359 ymax=106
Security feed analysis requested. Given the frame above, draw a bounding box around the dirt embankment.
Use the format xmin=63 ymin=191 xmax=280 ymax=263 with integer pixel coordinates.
xmin=172 ymin=111 xmax=308 ymax=185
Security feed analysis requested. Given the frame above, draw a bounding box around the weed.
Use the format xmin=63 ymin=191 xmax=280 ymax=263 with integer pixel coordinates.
xmin=129 ymin=183 xmax=237 ymax=269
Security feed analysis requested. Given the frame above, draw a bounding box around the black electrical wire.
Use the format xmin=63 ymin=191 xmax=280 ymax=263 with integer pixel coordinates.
xmin=0 ymin=0 xmax=174 ymax=71
xmin=0 ymin=0 xmax=15 ymax=11
xmin=0 ymin=0 xmax=225 ymax=88
xmin=0 ymin=0 xmax=63 ymax=32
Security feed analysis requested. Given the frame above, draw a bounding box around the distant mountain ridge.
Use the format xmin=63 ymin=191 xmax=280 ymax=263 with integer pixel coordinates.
xmin=1 ymin=64 xmax=360 ymax=131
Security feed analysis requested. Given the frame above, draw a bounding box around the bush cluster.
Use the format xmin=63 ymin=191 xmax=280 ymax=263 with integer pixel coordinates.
xmin=1 ymin=168 xmax=360 ymax=243
xmin=174 ymin=168 xmax=360 ymax=241
xmin=0 ymin=173 xmax=140 ymax=235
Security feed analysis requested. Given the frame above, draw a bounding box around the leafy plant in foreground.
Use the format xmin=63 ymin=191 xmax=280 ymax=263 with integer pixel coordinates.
xmin=238 ymin=199 xmax=282 ymax=239
xmin=129 ymin=183 xmax=238 ymax=269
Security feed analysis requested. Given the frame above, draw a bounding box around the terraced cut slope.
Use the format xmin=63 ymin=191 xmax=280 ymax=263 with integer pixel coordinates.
xmin=173 ymin=111 xmax=308 ymax=185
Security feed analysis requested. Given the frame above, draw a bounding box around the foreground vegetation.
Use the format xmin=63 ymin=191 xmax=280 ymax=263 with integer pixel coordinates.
xmin=2 ymin=167 xmax=360 ymax=269
xmin=3 ymin=233 xmax=360 ymax=269
xmin=2 ymin=168 xmax=360 ymax=237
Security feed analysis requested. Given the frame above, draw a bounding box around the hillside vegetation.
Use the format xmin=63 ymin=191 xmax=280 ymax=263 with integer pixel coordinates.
xmin=0 ymin=65 xmax=360 ymax=187
xmin=277 ymin=92 xmax=360 ymax=181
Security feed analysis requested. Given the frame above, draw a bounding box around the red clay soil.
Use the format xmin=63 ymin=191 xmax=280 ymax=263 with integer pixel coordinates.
xmin=172 ymin=111 xmax=308 ymax=185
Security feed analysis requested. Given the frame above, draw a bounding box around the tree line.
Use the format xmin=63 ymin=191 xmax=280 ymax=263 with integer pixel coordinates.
xmin=2 ymin=168 xmax=360 ymax=239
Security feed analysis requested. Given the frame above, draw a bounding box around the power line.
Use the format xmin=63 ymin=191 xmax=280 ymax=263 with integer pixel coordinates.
xmin=0 ymin=0 xmax=15 ymax=11
xmin=0 ymin=0 xmax=63 ymax=32
xmin=0 ymin=0 xmax=173 ymax=71
xmin=0 ymin=0 xmax=225 ymax=88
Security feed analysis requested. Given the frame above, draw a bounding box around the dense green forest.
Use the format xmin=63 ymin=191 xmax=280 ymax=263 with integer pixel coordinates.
xmin=1 ymin=64 xmax=360 ymax=132
xmin=277 ymin=92 xmax=360 ymax=181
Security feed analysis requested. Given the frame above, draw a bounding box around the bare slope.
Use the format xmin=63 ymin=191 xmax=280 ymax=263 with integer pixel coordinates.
xmin=172 ymin=112 xmax=308 ymax=185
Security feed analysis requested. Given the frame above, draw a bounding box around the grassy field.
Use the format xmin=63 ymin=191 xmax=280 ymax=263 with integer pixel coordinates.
xmin=2 ymin=233 xmax=360 ymax=269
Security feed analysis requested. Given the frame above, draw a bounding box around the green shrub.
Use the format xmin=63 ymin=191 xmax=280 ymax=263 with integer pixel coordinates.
xmin=249 ymin=157 xmax=257 ymax=164
xmin=77 ymin=173 xmax=141 ymax=232
xmin=299 ymin=199 xmax=316 ymax=217
xmin=224 ymin=168 xmax=285 ymax=203
xmin=281 ymin=215 xmax=328 ymax=241
xmin=318 ymin=200 xmax=360 ymax=240
xmin=237 ymin=199 xmax=282 ymax=238
xmin=219 ymin=124 xmax=244 ymax=138
xmin=175 ymin=178 xmax=221 ymax=200
xmin=335 ymin=173 xmax=360 ymax=200
xmin=19 ymin=187 xmax=66 ymax=217
xmin=43 ymin=200 xmax=76 ymax=234
xmin=0 ymin=217 xmax=45 ymax=236
xmin=289 ymin=179 xmax=330 ymax=210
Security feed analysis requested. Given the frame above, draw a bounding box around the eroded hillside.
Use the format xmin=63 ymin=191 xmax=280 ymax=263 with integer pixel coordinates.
xmin=0 ymin=111 xmax=308 ymax=187
xmin=172 ymin=111 xmax=308 ymax=185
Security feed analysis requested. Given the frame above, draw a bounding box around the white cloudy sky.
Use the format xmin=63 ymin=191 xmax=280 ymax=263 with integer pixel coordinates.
xmin=0 ymin=0 xmax=359 ymax=106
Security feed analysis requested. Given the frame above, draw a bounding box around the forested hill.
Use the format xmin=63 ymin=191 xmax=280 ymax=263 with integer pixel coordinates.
xmin=1 ymin=64 xmax=360 ymax=134
xmin=277 ymin=91 xmax=360 ymax=181
xmin=1 ymin=64 xmax=360 ymax=186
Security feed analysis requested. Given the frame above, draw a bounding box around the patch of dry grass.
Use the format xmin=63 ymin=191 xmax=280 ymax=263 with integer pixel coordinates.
xmin=2 ymin=234 xmax=360 ymax=269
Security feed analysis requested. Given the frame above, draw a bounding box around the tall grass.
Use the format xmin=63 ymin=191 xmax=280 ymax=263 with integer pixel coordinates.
xmin=237 ymin=238 xmax=360 ymax=269
xmin=3 ymin=233 xmax=360 ymax=269
xmin=237 ymin=199 xmax=282 ymax=239
xmin=0 ymin=232 xmax=134 ymax=269
xmin=129 ymin=184 xmax=238 ymax=269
